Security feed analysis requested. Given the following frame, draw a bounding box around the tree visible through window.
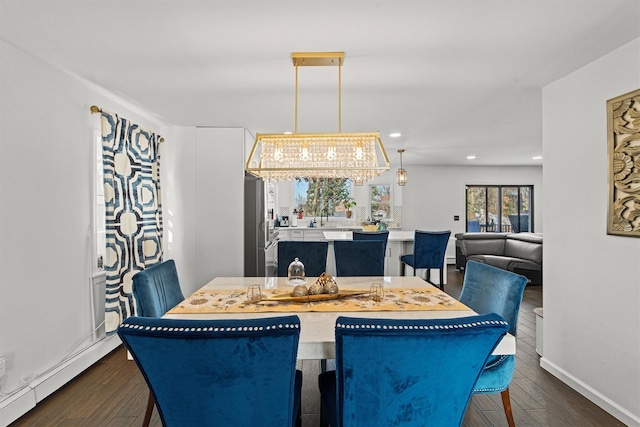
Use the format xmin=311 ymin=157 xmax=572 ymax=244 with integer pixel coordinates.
xmin=294 ymin=178 xmax=352 ymax=217
xmin=370 ymin=184 xmax=392 ymax=220
xmin=466 ymin=185 xmax=533 ymax=232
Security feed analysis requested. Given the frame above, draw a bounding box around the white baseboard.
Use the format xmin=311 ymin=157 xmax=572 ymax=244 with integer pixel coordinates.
xmin=0 ymin=388 xmax=35 ymax=427
xmin=0 ymin=335 xmax=121 ymax=427
xmin=540 ymin=357 xmax=640 ymax=427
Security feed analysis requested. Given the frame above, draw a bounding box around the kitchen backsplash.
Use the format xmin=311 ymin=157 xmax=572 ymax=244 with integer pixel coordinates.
xmin=276 ymin=206 xmax=402 ymax=228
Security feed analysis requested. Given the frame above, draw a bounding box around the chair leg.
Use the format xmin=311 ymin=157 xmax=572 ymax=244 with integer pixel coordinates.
xmin=320 ymin=404 xmax=328 ymax=427
xmin=400 ymin=261 xmax=406 ymax=276
xmin=500 ymin=388 xmax=516 ymax=427
xmin=439 ymin=268 xmax=445 ymax=292
xmin=142 ymin=392 xmax=154 ymax=427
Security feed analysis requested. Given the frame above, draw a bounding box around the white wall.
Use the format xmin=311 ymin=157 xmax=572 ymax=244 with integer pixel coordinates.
xmin=273 ymin=165 xmax=542 ymax=233
xmin=194 ymin=127 xmax=245 ymax=288
xmin=402 ymin=165 xmax=543 ymax=234
xmin=542 ymin=38 xmax=640 ymax=425
xmin=160 ymin=125 xmax=197 ymax=293
xmin=272 ymin=165 xmax=542 ymax=264
xmin=0 ymin=40 xmax=192 ymax=424
xmin=399 ymin=165 xmax=542 ymax=262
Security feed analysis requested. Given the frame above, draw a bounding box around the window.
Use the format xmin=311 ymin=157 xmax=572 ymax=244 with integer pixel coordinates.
xmin=293 ymin=178 xmax=352 ymax=217
xmin=92 ymin=129 xmax=106 ymax=276
xmin=370 ymin=184 xmax=392 ymax=221
xmin=466 ymin=185 xmax=533 ymax=232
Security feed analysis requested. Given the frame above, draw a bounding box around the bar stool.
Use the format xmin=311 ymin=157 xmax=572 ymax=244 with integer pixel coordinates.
xmin=400 ymin=230 xmax=451 ymax=291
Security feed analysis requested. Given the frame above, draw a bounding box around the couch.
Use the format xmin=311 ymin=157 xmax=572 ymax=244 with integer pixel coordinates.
xmin=455 ymin=232 xmax=542 ymax=284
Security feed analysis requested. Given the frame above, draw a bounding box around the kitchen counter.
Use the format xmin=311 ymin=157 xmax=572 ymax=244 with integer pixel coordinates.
xmin=275 ymin=227 xmax=451 ymax=284
xmin=276 ymin=225 xmax=393 ymax=231
xmin=323 ymin=230 xmax=414 ymax=242
xmin=321 ymin=230 xmax=416 ymax=278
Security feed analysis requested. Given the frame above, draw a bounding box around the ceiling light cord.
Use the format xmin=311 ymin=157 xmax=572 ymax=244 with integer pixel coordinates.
xmin=338 ymin=61 xmax=342 ymax=133
xmin=295 ymin=63 xmax=299 ymax=133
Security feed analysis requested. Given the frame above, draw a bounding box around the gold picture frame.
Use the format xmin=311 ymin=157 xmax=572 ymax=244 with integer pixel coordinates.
xmin=607 ymin=88 xmax=640 ymax=236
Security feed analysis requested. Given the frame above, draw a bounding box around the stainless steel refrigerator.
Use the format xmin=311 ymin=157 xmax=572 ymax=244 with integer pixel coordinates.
xmin=244 ymin=173 xmax=267 ymax=276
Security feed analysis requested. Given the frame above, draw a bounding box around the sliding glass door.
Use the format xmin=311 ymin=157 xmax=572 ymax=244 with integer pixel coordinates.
xmin=466 ymin=185 xmax=533 ymax=232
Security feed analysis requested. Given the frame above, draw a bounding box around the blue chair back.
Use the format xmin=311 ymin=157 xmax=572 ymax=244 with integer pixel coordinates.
xmin=508 ymin=214 xmax=530 ymax=233
xmin=413 ymin=230 xmax=451 ymax=269
xmin=459 ymin=260 xmax=528 ymax=337
xmin=118 ymin=315 xmax=301 ymax=427
xmin=277 ymin=241 xmax=328 ymax=277
xmin=352 ymin=230 xmax=389 ymax=255
xmin=459 ymin=260 xmax=528 ymax=422
xmin=132 ymin=259 xmax=184 ymax=317
xmin=467 ymin=220 xmax=481 ymax=232
xmin=330 ymin=313 xmax=508 ymax=427
xmin=334 ymin=240 xmax=385 ymax=276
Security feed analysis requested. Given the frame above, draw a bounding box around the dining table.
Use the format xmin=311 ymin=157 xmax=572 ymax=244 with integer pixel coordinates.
xmin=164 ymin=275 xmax=515 ymax=360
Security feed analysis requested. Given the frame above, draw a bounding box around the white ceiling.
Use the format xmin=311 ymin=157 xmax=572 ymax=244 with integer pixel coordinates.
xmin=2 ymin=1 xmax=639 ymax=166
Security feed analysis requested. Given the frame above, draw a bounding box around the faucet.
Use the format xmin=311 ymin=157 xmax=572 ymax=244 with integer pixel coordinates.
xmin=320 ymin=207 xmax=329 ymax=227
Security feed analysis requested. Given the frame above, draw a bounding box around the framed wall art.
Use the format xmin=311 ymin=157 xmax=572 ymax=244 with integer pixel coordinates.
xmin=607 ymin=88 xmax=640 ymax=236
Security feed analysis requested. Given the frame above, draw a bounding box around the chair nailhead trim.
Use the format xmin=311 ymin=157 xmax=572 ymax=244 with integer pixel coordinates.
xmin=473 ymin=386 xmax=508 ymax=393
xmin=484 ymin=354 xmax=509 ymax=369
xmin=336 ymin=319 xmax=508 ymax=330
xmin=119 ymin=321 xmax=300 ymax=334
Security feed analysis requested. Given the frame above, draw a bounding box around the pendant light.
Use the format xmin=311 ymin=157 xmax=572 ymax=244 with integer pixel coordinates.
xmin=396 ymin=149 xmax=407 ymax=186
xmin=246 ymin=52 xmax=389 ymax=182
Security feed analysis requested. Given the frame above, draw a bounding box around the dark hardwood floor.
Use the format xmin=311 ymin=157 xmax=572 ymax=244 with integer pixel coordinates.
xmin=10 ymin=267 xmax=624 ymax=426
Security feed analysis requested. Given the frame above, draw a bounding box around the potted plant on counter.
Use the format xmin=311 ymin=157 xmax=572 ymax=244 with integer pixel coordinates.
xmin=343 ymin=197 xmax=356 ymax=218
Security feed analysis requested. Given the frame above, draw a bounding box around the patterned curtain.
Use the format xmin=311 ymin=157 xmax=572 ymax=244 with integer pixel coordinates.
xmin=99 ymin=111 xmax=164 ymax=334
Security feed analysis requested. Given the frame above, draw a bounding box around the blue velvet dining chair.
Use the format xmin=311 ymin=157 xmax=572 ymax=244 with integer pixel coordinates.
xmin=508 ymin=214 xmax=530 ymax=233
xmin=400 ymin=230 xmax=451 ymax=291
xmin=118 ymin=315 xmax=303 ymax=427
xmin=333 ymin=240 xmax=385 ymax=276
xmin=277 ymin=241 xmax=329 ymax=278
xmin=318 ymin=313 xmax=509 ymax=427
xmin=459 ymin=260 xmax=528 ymax=427
xmin=467 ymin=220 xmax=481 ymax=232
xmin=131 ymin=259 xmax=185 ymax=426
xmin=351 ymin=230 xmax=389 ymax=255
xmin=132 ymin=259 xmax=185 ymax=317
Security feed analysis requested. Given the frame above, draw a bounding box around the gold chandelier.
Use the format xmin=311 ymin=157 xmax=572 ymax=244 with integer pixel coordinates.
xmin=246 ymin=52 xmax=389 ymax=182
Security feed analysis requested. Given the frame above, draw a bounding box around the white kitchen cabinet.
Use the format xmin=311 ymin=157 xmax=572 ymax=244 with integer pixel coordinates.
xmin=290 ymin=229 xmax=305 ymax=241
xmin=277 ymin=229 xmax=290 ymax=241
xmin=277 ymin=228 xmax=328 ymax=241
xmin=303 ymin=229 xmax=326 ymax=241
xmin=387 ymin=240 xmax=412 ymax=276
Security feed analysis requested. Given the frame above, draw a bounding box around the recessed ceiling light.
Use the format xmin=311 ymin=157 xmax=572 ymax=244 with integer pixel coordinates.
xmin=467 ymin=155 xmax=476 ymax=160
xmin=532 ymin=156 xmax=543 ymax=160
xmin=389 ymin=132 xmax=402 ymax=138
xmin=283 ymin=131 xmax=293 ymax=135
